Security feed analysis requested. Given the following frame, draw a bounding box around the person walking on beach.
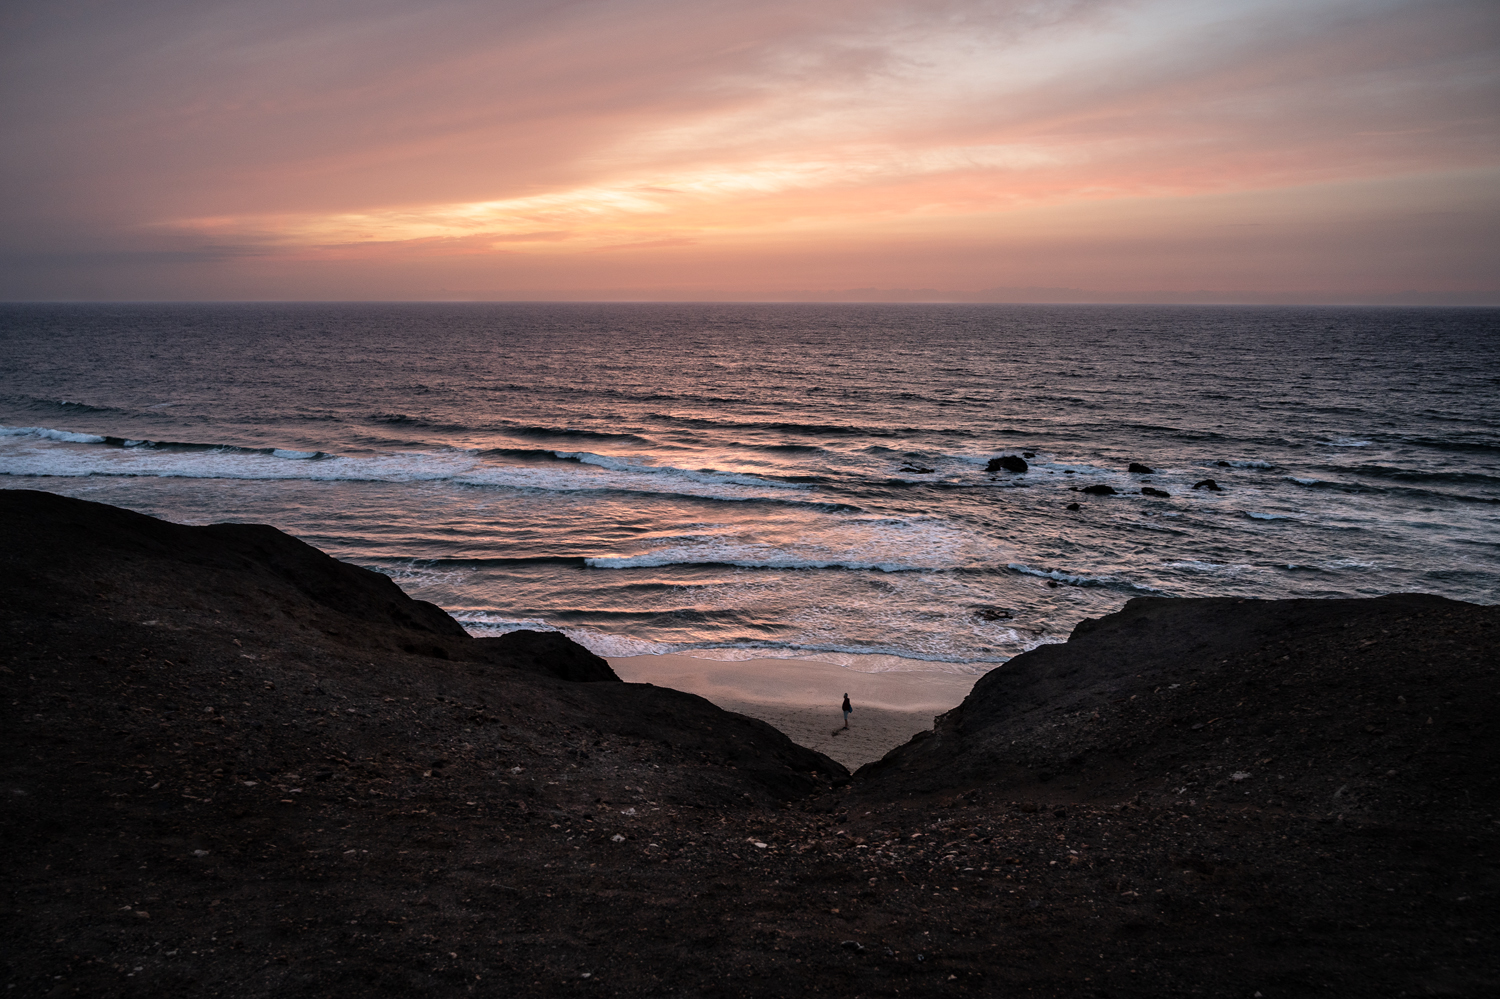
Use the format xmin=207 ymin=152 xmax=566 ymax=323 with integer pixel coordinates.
xmin=842 ymin=693 xmax=852 ymax=730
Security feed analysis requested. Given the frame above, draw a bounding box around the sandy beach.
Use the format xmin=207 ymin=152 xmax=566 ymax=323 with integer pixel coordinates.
xmin=608 ymin=654 xmax=981 ymax=770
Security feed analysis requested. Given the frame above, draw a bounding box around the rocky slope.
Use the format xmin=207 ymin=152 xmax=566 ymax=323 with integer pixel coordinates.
xmin=857 ymin=594 xmax=1499 ymax=821
xmin=2 ymin=490 xmax=1496 ymax=998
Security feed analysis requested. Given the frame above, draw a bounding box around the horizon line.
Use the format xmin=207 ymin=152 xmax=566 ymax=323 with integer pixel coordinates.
xmin=3 ymin=299 xmax=1498 ymax=308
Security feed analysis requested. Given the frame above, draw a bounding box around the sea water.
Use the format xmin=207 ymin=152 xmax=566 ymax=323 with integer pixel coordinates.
xmin=2 ymin=303 xmax=1496 ymax=674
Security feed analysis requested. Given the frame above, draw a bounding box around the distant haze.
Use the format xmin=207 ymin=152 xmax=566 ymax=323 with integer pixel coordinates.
xmin=3 ymin=0 xmax=1497 ymax=303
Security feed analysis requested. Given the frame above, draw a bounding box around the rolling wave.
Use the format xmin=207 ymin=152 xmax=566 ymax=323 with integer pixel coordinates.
xmin=663 ymin=414 xmax=978 ymax=439
xmin=1006 ymin=562 xmax=1164 ymax=593
xmin=369 ymin=555 xmax=591 ymax=569
xmin=585 ymin=552 xmax=933 ymax=572
xmin=1288 ymin=469 xmax=1499 ymax=504
xmin=0 ymin=424 xmax=831 ymax=508
xmin=501 ymin=423 xmax=654 ymax=445
xmin=454 ymin=612 xmax=1013 ymax=666
xmin=1327 ymin=464 xmax=1500 ymax=487
xmin=52 ymin=399 xmax=120 ymax=414
xmin=0 ymin=425 xmax=331 ymax=458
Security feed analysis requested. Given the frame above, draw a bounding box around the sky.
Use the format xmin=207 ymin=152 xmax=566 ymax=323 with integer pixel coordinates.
xmin=2 ymin=0 xmax=1497 ymax=303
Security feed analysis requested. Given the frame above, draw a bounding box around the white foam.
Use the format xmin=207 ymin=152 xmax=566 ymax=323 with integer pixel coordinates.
xmin=1284 ymin=560 xmax=1377 ymax=572
xmin=664 ymin=646 xmax=995 ymax=673
xmin=1287 ymin=476 xmax=1321 ymax=485
xmin=585 ymin=521 xmax=989 ymax=574
xmin=1162 ymin=560 xmax=1256 ymax=575
xmin=455 ymin=614 xmax=675 ymax=658
xmin=1325 ymin=438 xmax=1371 ymax=447
xmin=664 ymin=642 xmax=1003 ymax=670
xmin=1006 ymin=562 xmax=1161 ymax=592
xmin=453 ymin=612 xmax=1029 ymax=671
xmin=371 ymin=562 xmax=470 ymax=587
xmin=557 ymin=450 xmax=800 ymax=491
xmin=0 ymin=435 xmax=814 ymax=506
xmin=494 ymin=626 xmax=1008 ymax=669
xmin=0 ymin=425 xmax=106 ymax=444
xmin=1245 ymin=511 xmax=1293 ymax=520
xmin=586 ymin=548 xmax=923 ymax=572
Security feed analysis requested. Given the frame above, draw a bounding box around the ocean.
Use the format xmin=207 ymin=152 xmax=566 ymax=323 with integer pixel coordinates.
xmin=2 ymin=302 xmax=1496 ymax=675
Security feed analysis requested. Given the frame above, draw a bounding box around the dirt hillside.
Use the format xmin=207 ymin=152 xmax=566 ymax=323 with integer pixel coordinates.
xmin=2 ymin=490 xmax=1495 ymax=998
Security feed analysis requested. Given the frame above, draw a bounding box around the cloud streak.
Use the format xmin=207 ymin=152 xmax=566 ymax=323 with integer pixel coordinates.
xmin=2 ymin=0 xmax=1496 ymax=300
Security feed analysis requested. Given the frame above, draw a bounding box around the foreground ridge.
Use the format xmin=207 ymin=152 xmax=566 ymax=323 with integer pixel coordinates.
xmin=2 ymin=490 xmax=1496 ymax=997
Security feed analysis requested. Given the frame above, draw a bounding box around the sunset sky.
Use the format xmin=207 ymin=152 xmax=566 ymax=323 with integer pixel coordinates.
xmin=3 ymin=0 xmax=1497 ymax=303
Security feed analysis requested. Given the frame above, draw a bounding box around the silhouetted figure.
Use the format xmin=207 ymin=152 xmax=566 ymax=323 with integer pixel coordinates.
xmin=842 ymin=693 xmax=852 ymax=729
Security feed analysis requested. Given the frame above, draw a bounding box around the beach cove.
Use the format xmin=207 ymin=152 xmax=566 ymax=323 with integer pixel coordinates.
xmin=610 ymin=654 xmax=981 ymax=771
xmin=3 ymin=489 xmax=1497 ymax=997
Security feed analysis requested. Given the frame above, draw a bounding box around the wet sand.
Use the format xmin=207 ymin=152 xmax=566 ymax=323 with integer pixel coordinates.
xmin=607 ymin=654 xmax=980 ymax=770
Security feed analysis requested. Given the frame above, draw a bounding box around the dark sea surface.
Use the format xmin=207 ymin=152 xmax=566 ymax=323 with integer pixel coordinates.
xmin=2 ymin=303 xmax=1497 ymax=674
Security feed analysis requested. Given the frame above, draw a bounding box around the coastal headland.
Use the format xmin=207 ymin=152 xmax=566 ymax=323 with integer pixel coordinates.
xmin=2 ymin=490 xmax=1496 ymax=997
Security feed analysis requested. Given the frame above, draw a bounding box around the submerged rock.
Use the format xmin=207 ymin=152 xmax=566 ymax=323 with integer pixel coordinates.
xmin=1128 ymin=462 xmax=1154 ymax=474
xmin=1141 ymin=487 xmax=1171 ymax=498
xmin=1193 ymin=479 xmax=1223 ymax=491
xmin=1081 ymin=484 xmax=1116 ymax=496
xmin=987 ymin=455 xmax=1029 ymax=473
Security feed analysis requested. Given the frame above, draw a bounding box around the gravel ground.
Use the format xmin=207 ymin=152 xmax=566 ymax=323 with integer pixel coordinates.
xmin=2 ymin=490 xmax=1496 ymax=998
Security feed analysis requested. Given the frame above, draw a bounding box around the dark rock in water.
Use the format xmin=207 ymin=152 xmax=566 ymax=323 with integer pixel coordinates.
xmin=1066 ymin=502 xmax=1081 ymax=510
xmin=1128 ymin=462 xmax=1154 ymax=474
xmin=1193 ymin=479 xmax=1223 ymax=491
xmin=1023 ymin=452 xmax=1036 ymax=458
xmin=899 ymin=465 xmax=934 ymax=474
xmin=974 ymin=606 xmax=1014 ymax=621
xmin=987 ymin=455 xmax=1029 ymax=473
xmin=1081 ymin=484 xmax=1116 ymax=495
xmin=1141 ymin=487 xmax=1171 ymax=498
xmin=1216 ymin=460 xmax=1232 ymax=467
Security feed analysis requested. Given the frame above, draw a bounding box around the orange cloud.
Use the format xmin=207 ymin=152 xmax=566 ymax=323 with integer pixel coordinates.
xmin=2 ymin=0 xmax=1496 ymax=300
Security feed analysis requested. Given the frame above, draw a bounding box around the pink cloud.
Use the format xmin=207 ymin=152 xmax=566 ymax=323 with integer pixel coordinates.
xmin=2 ymin=0 xmax=1496 ymax=300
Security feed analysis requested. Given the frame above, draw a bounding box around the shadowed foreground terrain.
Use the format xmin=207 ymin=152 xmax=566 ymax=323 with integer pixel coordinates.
xmin=2 ymin=490 xmax=1496 ymax=998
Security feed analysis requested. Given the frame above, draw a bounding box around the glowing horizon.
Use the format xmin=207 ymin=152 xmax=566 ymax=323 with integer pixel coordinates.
xmin=3 ymin=0 xmax=1497 ymax=302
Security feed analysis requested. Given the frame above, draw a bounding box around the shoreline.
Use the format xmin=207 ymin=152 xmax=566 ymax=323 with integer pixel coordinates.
xmin=6 ymin=490 xmax=1498 ymax=997
xmin=608 ymin=653 xmax=980 ymax=769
